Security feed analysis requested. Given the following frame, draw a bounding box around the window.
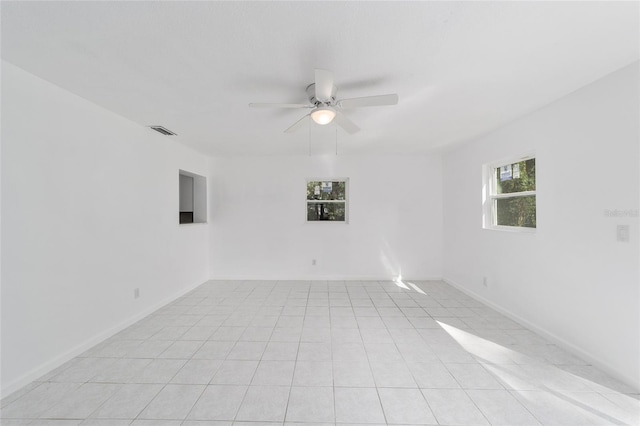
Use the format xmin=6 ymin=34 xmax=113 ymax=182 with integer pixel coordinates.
xmin=485 ymin=156 xmax=536 ymax=229
xmin=306 ymin=179 xmax=348 ymax=222
xmin=179 ymin=170 xmax=207 ymax=224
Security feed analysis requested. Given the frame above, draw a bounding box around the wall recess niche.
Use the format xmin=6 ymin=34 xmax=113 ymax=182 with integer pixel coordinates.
xmin=179 ymin=170 xmax=206 ymax=224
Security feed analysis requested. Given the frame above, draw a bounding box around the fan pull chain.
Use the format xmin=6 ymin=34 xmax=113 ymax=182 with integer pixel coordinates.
xmin=308 ymin=118 xmax=311 ymax=157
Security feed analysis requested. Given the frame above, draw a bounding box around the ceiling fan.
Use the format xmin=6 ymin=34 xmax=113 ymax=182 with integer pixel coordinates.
xmin=249 ymin=69 xmax=399 ymax=134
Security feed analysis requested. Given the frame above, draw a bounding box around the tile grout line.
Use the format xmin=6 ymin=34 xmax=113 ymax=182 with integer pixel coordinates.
xmin=283 ymin=279 xmax=311 ymax=424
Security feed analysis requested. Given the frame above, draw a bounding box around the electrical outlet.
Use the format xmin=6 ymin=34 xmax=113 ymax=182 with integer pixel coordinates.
xmin=134 ymin=288 xmax=140 ymax=299
xmin=482 ymin=277 xmax=488 ymax=288
xmin=311 ymin=259 xmax=317 ymax=266
xmin=617 ymin=225 xmax=629 ymax=242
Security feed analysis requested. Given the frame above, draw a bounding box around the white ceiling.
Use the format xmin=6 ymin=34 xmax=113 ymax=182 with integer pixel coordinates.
xmin=2 ymin=1 xmax=638 ymax=156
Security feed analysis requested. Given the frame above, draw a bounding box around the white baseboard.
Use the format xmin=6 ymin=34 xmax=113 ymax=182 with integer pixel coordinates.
xmin=209 ymin=275 xmax=443 ymax=281
xmin=1 ymin=279 xmax=207 ymax=399
xmin=443 ymin=277 xmax=640 ymax=392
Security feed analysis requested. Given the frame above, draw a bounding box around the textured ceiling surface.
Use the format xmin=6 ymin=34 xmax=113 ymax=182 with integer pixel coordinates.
xmin=2 ymin=1 xmax=638 ymax=156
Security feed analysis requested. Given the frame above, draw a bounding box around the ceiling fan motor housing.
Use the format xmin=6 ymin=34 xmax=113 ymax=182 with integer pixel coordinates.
xmin=306 ymin=83 xmax=337 ymax=106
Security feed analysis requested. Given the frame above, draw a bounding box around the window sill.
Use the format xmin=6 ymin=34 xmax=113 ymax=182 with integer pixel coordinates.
xmin=179 ymin=222 xmax=208 ymax=226
xmin=483 ymin=225 xmax=536 ymax=234
xmin=305 ymin=221 xmax=349 ymax=224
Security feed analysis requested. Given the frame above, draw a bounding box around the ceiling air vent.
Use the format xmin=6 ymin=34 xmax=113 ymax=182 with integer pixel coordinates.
xmin=149 ymin=125 xmax=177 ymax=136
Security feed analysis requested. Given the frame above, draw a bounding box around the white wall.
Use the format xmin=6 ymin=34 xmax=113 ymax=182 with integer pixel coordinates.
xmin=442 ymin=62 xmax=639 ymax=389
xmin=208 ymin=155 xmax=442 ymax=280
xmin=1 ymin=62 xmax=210 ymax=395
xmin=4 ymin=55 xmax=636 ymax=398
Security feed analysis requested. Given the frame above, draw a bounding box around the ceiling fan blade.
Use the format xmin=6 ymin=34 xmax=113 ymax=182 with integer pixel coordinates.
xmin=249 ymin=103 xmax=311 ymax=108
xmin=339 ymin=94 xmax=399 ymax=108
xmin=315 ymin=69 xmax=334 ymax=102
xmin=334 ymin=111 xmax=360 ymax=134
xmin=284 ymin=114 xmax=310 ymax=133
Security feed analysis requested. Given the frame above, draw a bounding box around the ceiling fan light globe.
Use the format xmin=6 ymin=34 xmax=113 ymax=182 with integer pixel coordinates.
xmin=311 ymin=107 xmax=336 ymax=125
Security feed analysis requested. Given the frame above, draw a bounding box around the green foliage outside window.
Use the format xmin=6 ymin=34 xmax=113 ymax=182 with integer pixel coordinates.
xmin=494 ymin=158 xmax=536 ymax=228
xmin=307 ymin=203 xmax=346 ymax=221
xmin=495 ymin=158 xmax=536 ymax=194
xmin=496 ymin=196 xmax=536 ymax=228
xmin=307 ymin=181 xmax=346 ymax=201
xmin=307 ymin=181 xmax=347 ymax=221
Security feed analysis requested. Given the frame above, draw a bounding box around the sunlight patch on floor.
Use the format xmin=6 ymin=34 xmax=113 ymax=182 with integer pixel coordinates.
xmin=436 ymin=320 xmax=640 ymax=425
xmin=393 ymin=276 xmax=410 ymax=290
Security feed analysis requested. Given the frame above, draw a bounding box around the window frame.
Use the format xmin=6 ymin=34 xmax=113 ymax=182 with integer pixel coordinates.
xmin=483 ymin=154 xmax=536 ymax=233
xmin=305 ymin=177 xmax=349 ymax=224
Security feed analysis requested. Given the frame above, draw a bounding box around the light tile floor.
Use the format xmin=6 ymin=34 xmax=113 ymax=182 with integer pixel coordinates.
xmin=2 ymin=280 xmax=639 ymax=425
